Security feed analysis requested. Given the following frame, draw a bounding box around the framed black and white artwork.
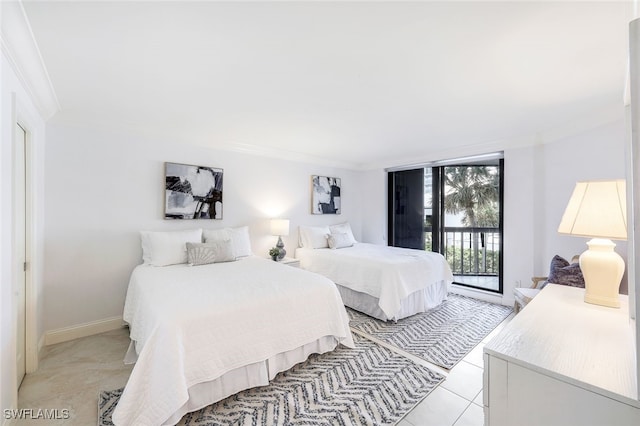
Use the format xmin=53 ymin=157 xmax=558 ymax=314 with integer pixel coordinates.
xmin=311 ymin=175 xmax=341 ymax=215
xmin=165 ymin=162 xmax=223 ymax=219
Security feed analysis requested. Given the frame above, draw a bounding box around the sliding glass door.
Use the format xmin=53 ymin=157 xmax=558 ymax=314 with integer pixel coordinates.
xmin=441 ymin=163 xmax=502 ymax=292
xmin=388 ymin=158 xmax=503 ymax=293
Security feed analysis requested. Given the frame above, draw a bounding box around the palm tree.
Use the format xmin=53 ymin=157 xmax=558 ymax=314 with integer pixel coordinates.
xmin=444 ymin=166 xmax=499 ymax=273
xmin=464 ymin=203 xmax=499 ymax=228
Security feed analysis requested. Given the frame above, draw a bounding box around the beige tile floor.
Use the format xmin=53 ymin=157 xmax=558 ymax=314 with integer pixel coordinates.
xmin=14 ymin=329 xmax=133 ymax=425
xmin=15 ymin=314 xmax=513 ymax=426
xmin=396 ymin=314 xmax=513 ymax=426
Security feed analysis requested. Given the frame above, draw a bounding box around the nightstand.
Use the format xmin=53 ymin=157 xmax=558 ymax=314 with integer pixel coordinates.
xmin=277 ymin=257 xmax=300 ymax=268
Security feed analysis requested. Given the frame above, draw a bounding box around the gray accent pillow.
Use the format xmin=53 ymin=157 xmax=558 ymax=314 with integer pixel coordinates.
xmin=546 ymin=255 xmax=584 ymax=288
xmin=186 ymin=240 xmax=235 ymax=266
xmin=186 ymin=242 xmax=216 ymax=266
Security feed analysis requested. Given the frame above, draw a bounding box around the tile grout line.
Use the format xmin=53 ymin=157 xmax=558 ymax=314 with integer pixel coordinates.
xmin=450 ymin=400 xmax=475 ymax=426
xmin=439 ymin=360 xmax=484 ymax=403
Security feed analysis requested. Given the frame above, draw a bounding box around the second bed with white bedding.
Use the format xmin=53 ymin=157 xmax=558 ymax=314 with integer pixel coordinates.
xmin=296 ymin=243 xmax=454 ymax=321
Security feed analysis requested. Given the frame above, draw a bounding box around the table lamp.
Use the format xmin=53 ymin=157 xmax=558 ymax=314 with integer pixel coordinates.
xmin=557 ymin=180 xmax=627 ymax=308
xmin=270 ymin=219 xmax=290 ymax=261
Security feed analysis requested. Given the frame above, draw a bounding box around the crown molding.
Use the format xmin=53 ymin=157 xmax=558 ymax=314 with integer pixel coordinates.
xmin=536 ymin=102 xmax=625 ymax=146
xmin=213 ymin=140 xmax=365 ymax=171
xmin=364 ymin=103 xmax=625 ymax=171
xmin=1 ymin=0 xmax=60 ymax=120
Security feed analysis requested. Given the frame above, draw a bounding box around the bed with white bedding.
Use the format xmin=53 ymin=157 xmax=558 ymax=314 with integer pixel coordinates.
xmin=113 ymin=238 xmax=354 ymax=425
xmin=295 ymin=226 xmax=453 ymax=321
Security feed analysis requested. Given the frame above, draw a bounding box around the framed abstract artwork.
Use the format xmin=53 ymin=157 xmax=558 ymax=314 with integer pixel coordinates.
xmin=311 ymin=175 xmax=341 ymax=215
xmin=165 ymin=162 xmax=223 ymax=219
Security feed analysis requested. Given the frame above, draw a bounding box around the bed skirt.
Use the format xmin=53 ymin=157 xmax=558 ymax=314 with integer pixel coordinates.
xmin=336 ymin=280 xmax=449 ymax=321
xmin=121 ymin=335 xmax=339 ymax=425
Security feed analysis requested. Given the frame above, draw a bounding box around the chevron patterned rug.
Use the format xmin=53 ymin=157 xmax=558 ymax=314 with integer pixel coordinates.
xmin=98 ymin=335 xmax=444 ymax=426
xmin=349 ymin=294 xmax=512 ymax=369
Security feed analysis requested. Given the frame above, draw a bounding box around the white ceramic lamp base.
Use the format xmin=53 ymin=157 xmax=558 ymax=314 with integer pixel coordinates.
xmin=579 ymin=238 xmax=624 ymax=308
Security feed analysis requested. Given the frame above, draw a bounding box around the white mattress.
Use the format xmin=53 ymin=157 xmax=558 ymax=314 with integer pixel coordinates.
xmin=295 ymin=243 xmax=453 ymax=320
xmin=113 ymin=257 xmax=354 ymax=426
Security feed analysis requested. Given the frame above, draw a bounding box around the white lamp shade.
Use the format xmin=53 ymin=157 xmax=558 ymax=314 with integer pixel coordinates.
xmin=270 ymin=219 xmax=290 ymax=236
xmin=557 ymin=180 xmax=627 ymax=240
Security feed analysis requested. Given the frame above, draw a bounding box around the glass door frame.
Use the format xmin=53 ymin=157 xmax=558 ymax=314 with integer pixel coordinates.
xmin=387 ymin=155 xmax=504 ymax=294
xmin=434 ymin=159 xmax=504 ymax=294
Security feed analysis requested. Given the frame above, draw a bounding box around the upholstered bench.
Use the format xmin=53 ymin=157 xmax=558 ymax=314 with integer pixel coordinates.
xmin=513 ymin=276 xmax=547 ymax=313
xmin=514 ymin=255 xmax=583 ymax=313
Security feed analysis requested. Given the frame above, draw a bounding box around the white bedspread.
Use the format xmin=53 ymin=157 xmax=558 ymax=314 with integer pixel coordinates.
xmin=295 ymin=243 xmax=453 ymax=319
xmin=112 ymin=257 xmax=354 ymax=426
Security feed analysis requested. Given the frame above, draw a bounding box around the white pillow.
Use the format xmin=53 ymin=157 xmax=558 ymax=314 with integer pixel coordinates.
xmin=299 ymin=225 xmax=330 ymax=249
xmin=328 ymin=232 xmax=353 ymax=249
xmin=203 ymin=226 xmax=252 ymax=258
xmin=329 ymin=222 xmax=357 ymax=245
xmin=140 ymin=229 xmax=203 ymax=266
xmin=202 ymin=228 xmax=231 ymax=243
xmin=229 ymin=226 xmax=252 ymax=257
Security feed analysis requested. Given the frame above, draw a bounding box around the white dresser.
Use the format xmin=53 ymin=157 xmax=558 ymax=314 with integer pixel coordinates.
xmin=484 ymin=284 xmax=640 ymax=426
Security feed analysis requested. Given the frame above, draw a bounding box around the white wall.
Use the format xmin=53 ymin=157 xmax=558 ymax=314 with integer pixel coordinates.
xmin=1 ymin=51 xmax=46 ymax=420
xmin=502 ymin=145 xmax=536 ymax=301
xmin=501 ymin=119 xmax=627 ymax=300
xmin=359 ymin=168 xmax=387 ymax=245
xmin=43 ymin=122 xmax=363 ymax=332
xmin=537 ymin=119 xmax=628 ymax=293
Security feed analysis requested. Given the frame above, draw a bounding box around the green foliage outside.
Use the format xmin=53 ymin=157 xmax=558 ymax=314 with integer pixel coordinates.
xmin=422 ymin=165 xmax=501 ymax=276
xmin=442 ymin=165 xmax=500 ymax=275
xmin=445 ymin=245 xmax=500 ymax=275
xmin=425 ymin=234 xmax=499 ymax=275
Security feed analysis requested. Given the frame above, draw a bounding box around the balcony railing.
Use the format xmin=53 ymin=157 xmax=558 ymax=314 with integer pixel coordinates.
xmin=426 ymin=226 xmax=500 ymax=276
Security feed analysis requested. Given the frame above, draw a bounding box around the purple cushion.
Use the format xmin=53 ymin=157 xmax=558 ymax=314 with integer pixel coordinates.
xmin=547 ymin=255 xmax=585 ymax=288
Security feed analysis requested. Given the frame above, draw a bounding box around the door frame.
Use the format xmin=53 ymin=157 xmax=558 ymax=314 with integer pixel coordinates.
xmin=14 ymin=122 xmax=27 ymax=386
xmin=436 ymin=160 xmax=504 ymax=294
xmin=12 ymin=94 xmax=38 ymax=378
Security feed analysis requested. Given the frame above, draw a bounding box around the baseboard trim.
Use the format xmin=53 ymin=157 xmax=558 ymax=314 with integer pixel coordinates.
xmin=44 ymin=316 xmax=125 ymax=346
xmin=26 ymin=334 xmax=46 ymax=374
xmin=38 ymin=334 xmax=45 ymax=353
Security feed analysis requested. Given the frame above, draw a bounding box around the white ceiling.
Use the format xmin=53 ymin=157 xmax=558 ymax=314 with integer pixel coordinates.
xmin=21 ymin=1 xmax=632 ymax=169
